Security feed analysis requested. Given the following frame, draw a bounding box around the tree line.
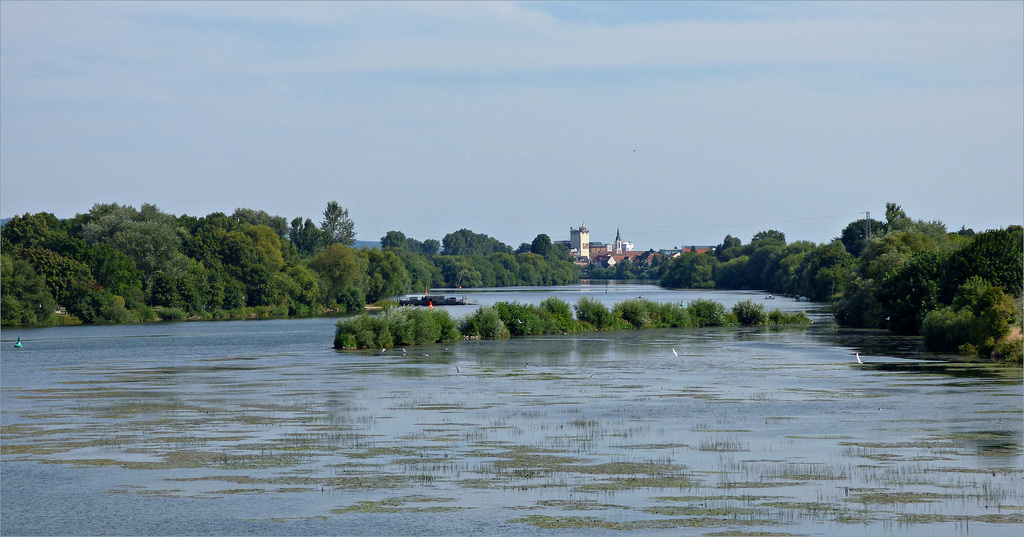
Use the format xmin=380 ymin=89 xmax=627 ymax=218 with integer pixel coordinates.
xmin=0 ymin=203 xmax=579 ymax=326
xmin=3 ymin=201 xmax=1019 ymax=363
xmin=658 ymin=204 xmax=1022 ymax=363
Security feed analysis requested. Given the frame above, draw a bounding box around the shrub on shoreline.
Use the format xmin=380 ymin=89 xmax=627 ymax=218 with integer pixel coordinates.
xmin=157 ymin=307 xmax=187 ymax=322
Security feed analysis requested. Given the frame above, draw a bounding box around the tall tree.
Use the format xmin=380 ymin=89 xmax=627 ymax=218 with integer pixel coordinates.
xmin=232 ymin=207 xmax=288 ymax=239
xmin=290 ymin=217 xmax=327 ymax=258
xmin=884 ymin=202 xmax=911 ymax=233
xmin=421 ymin=239 xmax=441 ymax=256
xmin=380 ymin=230 xmax=407 ymax=250
xmin=530 ymin=234 xmax=552 ymax=257
xmin=441 ymin=229 xmax=512 ymax=257
xmin=79 ymin=203 xmax=183 ymax=277
xmin=321 ymin=201 xmax=355 ymax=246
xmin=361 ymin=249 xmax=410 ymax=303
xmin=839 ymin=217 xmax=885 ymax=257
xmin=715 ymin=234 xmax=743 ymax=261
xmin=751 ymin=229 xmax=786 ymax=244
xmin=308 ymin=243 xmax=366 ymax=305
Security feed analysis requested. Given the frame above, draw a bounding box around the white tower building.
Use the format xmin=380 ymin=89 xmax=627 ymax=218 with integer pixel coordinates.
xmin=570 ymin=225 xmax=590 ymax=260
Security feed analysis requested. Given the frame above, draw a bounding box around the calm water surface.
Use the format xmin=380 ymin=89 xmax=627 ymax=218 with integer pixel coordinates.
xmin=2 ymin=284 xmax=1021 ymax=536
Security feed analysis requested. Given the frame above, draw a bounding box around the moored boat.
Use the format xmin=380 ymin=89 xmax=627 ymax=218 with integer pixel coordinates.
xmin=397 ymin=295 xmax=468 ymax=307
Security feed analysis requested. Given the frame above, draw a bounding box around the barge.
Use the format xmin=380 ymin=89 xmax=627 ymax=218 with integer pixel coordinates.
xmin=398 ymin=294 xmax=469 ymax=307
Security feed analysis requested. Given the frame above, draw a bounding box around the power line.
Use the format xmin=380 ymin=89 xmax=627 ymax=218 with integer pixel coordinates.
xmin=619 ymin=212 xmax=865 ymax=236
xmin=356 ymin=211 xmax=866 ymax=246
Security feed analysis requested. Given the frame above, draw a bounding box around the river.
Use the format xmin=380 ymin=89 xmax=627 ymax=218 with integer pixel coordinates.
xmin=2 ymin=283 xmax=1021 ymax=536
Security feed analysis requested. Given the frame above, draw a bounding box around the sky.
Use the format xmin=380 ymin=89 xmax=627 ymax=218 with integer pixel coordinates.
xmin=2 ymin=1 xmax=1021 ymax=251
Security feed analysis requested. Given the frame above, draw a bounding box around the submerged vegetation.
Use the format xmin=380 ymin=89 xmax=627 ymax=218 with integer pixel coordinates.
xmin=335 ymin=297 xmax=810 ymax=349
xmin=4 ymin=310 xmax=1021 ymax=535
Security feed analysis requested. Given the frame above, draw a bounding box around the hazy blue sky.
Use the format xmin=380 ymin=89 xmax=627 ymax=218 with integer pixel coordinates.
xmin=2 ymin=1 xmax=1021 ymax=250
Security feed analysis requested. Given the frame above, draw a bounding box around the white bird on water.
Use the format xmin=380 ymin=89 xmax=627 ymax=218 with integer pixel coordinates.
xmin=856 ymin=352 xmax=863 ymax=364
xmin=672 ymin=348 xmax=678 ymax=357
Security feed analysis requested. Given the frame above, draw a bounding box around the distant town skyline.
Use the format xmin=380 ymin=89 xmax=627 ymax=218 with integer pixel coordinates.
xmin=2 ymin=2 xmax=1021 ymax=251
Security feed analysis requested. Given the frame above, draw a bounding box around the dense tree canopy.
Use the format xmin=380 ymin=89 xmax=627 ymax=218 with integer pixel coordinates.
xmin=658 ymin=205 xmax=1021 ymax=363
xmin=2 ymin=203 xmax=580 ymax=326
xmin=441 ymin=229 xmax=512 ymax=257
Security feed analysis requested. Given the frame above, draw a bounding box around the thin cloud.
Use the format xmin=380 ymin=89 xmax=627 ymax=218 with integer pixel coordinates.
xmin=1 ymin=2 xmax=1020 ymax=248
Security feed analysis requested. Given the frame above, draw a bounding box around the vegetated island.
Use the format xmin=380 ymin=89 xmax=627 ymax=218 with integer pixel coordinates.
xmin=334 ymin=296 xmax=809 ymax=349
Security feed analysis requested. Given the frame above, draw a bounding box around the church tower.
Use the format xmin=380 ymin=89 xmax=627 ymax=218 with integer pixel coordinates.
xmin=613 ymin=228 xmax=623 ymax=254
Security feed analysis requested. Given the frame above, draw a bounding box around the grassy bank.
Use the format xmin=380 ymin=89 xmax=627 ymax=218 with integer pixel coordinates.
xmin=334 ymin=297 xmax=809 ymax=349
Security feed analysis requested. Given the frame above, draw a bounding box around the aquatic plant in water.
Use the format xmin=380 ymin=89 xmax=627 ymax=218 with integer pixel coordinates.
xmin=335 ymin=297 xmax=809 ymax=349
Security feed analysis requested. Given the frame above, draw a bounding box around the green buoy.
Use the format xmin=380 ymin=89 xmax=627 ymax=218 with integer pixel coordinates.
xmin=14 ymin=336 xmax=23 ymax=348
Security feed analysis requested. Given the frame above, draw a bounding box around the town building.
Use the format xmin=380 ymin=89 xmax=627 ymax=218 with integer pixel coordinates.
xmin=567 ymin=225 xmax=707 ymax=267
xmin=659 ymin=247 xmax=713 ymax=258
xmin=569 ymin=225 xmax=590 ymax=262
xmin=593 ymin=249 xmax=665 ymax=268
xmin=610 ymin=228 xmax=635 ymax=255
xmin=567 ymin=225 xmax=647 ymax=266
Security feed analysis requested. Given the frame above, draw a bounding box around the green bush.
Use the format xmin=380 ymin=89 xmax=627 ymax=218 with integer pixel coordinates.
xmin=613 ymin=298 xmax=652 ymax=329
xmin=539 ymin=296 xmax=573 ymax=332
xmin=767 ymin=309 xmax=810 ymax=324
xmin=338 ymin=286 xmax=366 ymax=313
xmin=919 ymin=279 xmax=1022 ymax=359
xmin=991 ymin=333 xmax=1022 ymax=365
xmin=335 ymin=314 xmax=391 ymax=349
xmin=574 ymin=297 xmax=612 ymax=329
xmin=687 ymin=298 xmax=726 ymax=327
xmin=382 ymin=307 xmax=460 ymax=346
xmin=158 ymin=307 xmax=187 ymax=322
xmin=375 ymin=299 xmax=399 ymax=310
xmin=132 ymin=302 xmax=157 ymax=322
xmin=433 ymin=310 xmax=461 ymax=343
xmin=733 ymin=299 xmax=768 ymax=325
xmin=654 ymin=301 xmax=691 ymax=327
xmin=459 ymin=306 xmax=510 ymax=340
xmin=335 ymin=307 xmax=461 ymax=349
xmin=102 ymin=294 xmax=137 ymax=324
xmin=922 ymin=307 xmax=974 ymax=352
xmin=492 ymin=301 xmax=546 ymax=336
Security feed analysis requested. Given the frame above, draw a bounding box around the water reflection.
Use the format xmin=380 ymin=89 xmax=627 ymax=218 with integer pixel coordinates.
xmin=861 ymin=362 xmax=1010 ymax=379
